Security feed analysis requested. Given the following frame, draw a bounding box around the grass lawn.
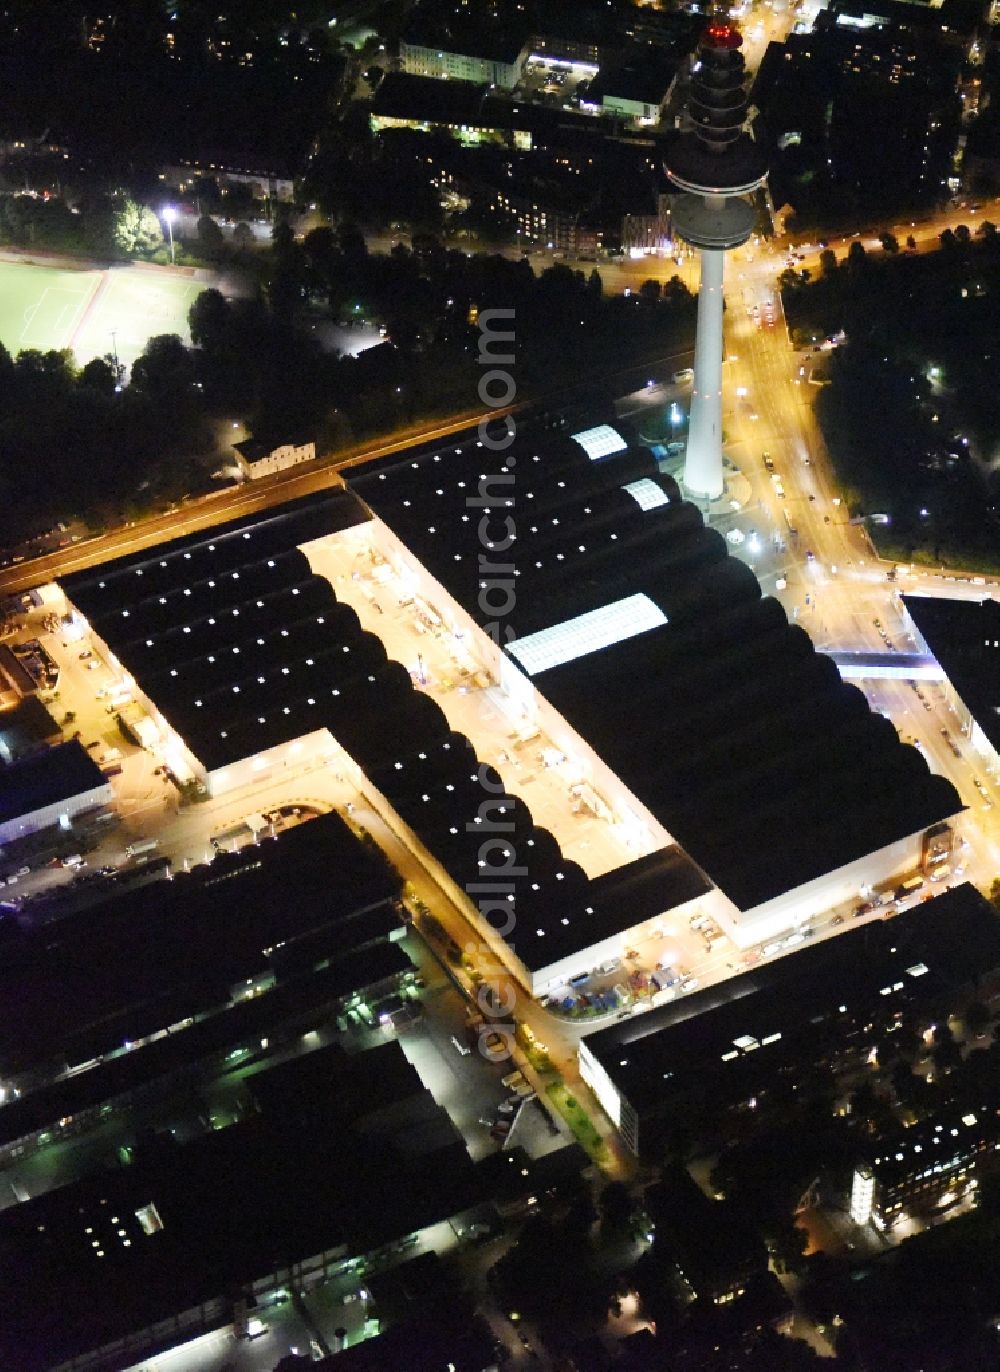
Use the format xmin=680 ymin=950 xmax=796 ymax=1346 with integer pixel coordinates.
xmin=545 ymin=1080 xmax=609 ymax=1166
xmin=0 ymin=259 xmax=204 ymax=368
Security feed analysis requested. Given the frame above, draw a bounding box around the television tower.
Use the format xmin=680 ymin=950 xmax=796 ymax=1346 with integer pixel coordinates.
xmin=665 ymin=19 xmax=769 ymax=501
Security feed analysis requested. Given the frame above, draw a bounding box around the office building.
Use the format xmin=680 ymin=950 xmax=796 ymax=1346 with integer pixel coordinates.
xmin=579 ymin=885 xmax=1000 ymax=1154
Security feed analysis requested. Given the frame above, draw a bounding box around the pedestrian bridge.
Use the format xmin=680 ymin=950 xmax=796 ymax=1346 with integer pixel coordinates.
xmin=830 ymin=651 xmax=944 ymax=682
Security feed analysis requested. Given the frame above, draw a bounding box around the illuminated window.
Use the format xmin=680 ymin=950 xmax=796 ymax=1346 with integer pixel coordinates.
xmin=134 ymin=1203 xmax=164 ymax=1236
xmin=507 ymin=594 xmax=667 ymax=676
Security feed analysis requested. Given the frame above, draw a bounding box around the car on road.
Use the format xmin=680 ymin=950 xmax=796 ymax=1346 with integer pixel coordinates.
xmin=806 ymin=549 xmax=815 ymax=561
xmin=482 ymin=1032 xmax=508 ymax=1059
xmin=679 ymin=976 xmax=699 ymax=994
xmin=762 ymin=452 xmax=775 ymax=471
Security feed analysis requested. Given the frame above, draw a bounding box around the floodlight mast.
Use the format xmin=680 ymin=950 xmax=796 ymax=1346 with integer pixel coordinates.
xmin=664 ymin=16 xmax=769 ymax=501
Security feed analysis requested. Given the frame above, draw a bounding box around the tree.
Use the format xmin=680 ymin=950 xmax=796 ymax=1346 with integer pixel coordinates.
xmin=939 ymin=227 xmax=957 ymax=251
xmin=188 ymin=288 xmax=230 ymax=351
xmin=337 ymin=220 xmax=368 ymax=264
xmin=847 ymin=239 xmax=868 ymax=268
xmin=78 ymin=357 xmax=117 ymax=397
xmin=932 ymin=1020 xmax=962 ymax=1073
xmin=598 ymin=1181 xmax=635 ymax=1239
xmin=303 ymin=224 xmax=337 ymax=272
xmin=977 ymin=219 xmax=997 ymax=240
xmin=271 ymin=214 xmax=295 ymax=255
xmin=587 ymin=268 xmax=603 ymax=297
xmin=765 ymin=1215 xmax=808 ymax=1274
xmin=232 ymin=222 xmax=254 ymax=251
xmin=662 ymin=274 xmax=692 ymax=305
xmin=113 ymin=196 xmax=162 ymax=256
xmin=190 ymin=176 xmax=222 ymax=215
xmin=130 ymin=333 xmax=194 ymax=398
xmin=196 ymin=214 xmax=224 ymax=255
xmin=954 ymin=223 xmax=972 ymax=245
xmin=638 ymin=278 xmax=661 ymax=305
xmin=906 ymin=234 xmax=917 ymax=251
xmin=819 ymin=247 xmax=838 ymax=276
xmin=895 ymin=1024 xmax=920 ymax=1060
xmin=990 ymin=877 xmax=1000 ymax=915
xmin=880 ymin=231 xmax=899 ymax=254
xmin=965 ymin=1001 xmax=991 ymax=1037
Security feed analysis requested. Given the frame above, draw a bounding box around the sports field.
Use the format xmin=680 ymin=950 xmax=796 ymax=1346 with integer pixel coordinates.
xmin=0 ymin=259 xmax=204 ymax=368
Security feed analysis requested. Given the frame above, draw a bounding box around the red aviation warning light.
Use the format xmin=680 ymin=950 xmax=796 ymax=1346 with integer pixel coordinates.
xmin=704 ymin=23 xmax=742 ymax=49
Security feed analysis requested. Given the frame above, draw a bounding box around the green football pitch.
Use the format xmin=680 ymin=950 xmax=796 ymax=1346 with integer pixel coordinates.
xmin=0 ymin=259 xmax=204 ymax=368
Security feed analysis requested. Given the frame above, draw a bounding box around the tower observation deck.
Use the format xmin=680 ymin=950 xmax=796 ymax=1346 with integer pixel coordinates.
xmin=665 ymin=20 xmax=769 ymax=500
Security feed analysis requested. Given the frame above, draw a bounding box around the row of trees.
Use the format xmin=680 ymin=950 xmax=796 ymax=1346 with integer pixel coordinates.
xmin=0 ymin=191 xmax=163 ymax=259
xmin=0 ymin=233 xmax=695 ymax=540
xmin=781 ymin=226 xmax=1000 ymax=568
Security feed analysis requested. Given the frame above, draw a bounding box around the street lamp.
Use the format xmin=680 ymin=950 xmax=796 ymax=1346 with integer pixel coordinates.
xmin=163 ymin=205 xmax=177 ymax=265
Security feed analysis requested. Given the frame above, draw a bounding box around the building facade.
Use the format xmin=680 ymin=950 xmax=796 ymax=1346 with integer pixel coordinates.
xmin=234 ymin=438 xmax=316 ymax=481
xmin=399 ymin=37 xmax=531 ymax=89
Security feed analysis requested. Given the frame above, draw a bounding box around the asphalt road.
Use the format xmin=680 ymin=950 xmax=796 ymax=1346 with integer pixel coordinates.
xmin=721 ymin=247 xmax=1000 ymax=888
xmin=0 ymin=409 xmax=504 ymax=598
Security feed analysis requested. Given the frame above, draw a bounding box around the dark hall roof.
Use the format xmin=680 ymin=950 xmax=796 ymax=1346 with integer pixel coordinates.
xmin=0 ymin=1041 xmax=482 ymax=1372
xmin=0 ymin=810 xmax=400 ymax=1075
xmin=0 ymin=738 xmax=106 ymax=825
xmin=904 ymin=594 xmax=1000 ymax=759
xmin=372 ymin=71 xmax=491 ymax=124
xmin=583 ymin=883 xmax=1000 ymax=1124
xmin=60 ymin=492 xmax=371 ymax=773
xmin=348 ymin=421 xmax=960 ymax=911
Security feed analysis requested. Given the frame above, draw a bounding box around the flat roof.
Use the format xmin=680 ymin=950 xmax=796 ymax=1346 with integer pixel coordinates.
xmin=903 ymin=594 xmax=1000 ymax=757
xmin=0 ymin=811 xmax=401 ymax=1075
xmin=645 ymin=1165 xmax=767 ymax=1290
xmin=0 ymin=940 xmax=409 ymax=1152
xmin=372 ymin=71 xmax=491 ymax=124
xmin=0 ymin=642 xmax=37 ymax=695
xmin=348 ymin=419 xmax=961 ymax=910
xmin=61 ymin=492 xmax=372 ymax=773
xmin=0 ymin=739 xmax=106 ymax=825
xmin=584 ymin=884 xmax=1000 ymax=1123
xmin=0 ymin=696 xmax=59 ymax=758
xmin=867 ymin=1093 xmax=1000 ymax=1189
xmin=588 ymin=47 xmax=680 ymax=107
xmin=0 ymin=1042 xmax=484 ymax=1372
xmin=401 ymin=3 xmax=531 ymax=64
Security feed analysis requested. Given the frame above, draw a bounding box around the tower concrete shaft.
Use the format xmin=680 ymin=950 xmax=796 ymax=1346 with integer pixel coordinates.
xmin=664 ymin=19 xmax=769 ymax=502
xmin=685 ymin=243 xmax=726 ymax=499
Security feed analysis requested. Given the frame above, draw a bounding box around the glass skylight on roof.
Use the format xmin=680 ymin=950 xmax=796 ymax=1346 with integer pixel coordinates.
xmin=623 ymin=478 xmax=670 ymax=511
xmin=507 ymin=594 xmax=667 ymax=676
xmin=570 ymin=424 xmax=628 ymax=461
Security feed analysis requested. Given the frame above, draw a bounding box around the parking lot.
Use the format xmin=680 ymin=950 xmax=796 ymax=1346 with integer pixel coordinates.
xmin=516 ymin=57 xmax=598 ymax=112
